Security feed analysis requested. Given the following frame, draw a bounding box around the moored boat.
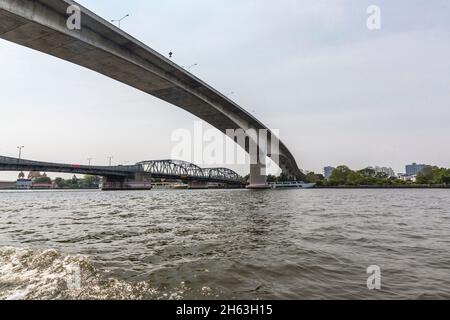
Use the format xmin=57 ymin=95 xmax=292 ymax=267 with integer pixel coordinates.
xmin=269 ymin=181 xmax=316 ymax=189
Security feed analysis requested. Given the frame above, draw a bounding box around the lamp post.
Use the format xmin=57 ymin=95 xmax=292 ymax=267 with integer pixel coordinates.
xmin=108 ymin=156 xmax=113 ymax=166
xmin=111 ymin=14 xmax=129 ymax=29
xmin=87 ymin=158 xmax=93 ymax=166
xmin=17 ymin=146 xmax=24 ymax=161
xmin=183 ymin=63 xmax=198 ymax=71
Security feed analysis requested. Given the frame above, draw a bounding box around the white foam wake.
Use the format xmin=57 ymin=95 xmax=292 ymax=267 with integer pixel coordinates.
xmin=0 ymin=246 xmax=173 ymax=300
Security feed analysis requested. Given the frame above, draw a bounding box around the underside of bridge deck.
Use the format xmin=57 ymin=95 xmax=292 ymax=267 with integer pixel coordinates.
xmin=0 ymin=0 xmax=303 ymax=187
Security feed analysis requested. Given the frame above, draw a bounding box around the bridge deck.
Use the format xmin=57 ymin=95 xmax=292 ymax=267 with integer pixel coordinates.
xmin=0 ymin=156 xmax=242 ymax=184
xmin=0 ymin=156 xmax=136 ymax=177
xmin=0 ymin=0 xmax=301 ymax=177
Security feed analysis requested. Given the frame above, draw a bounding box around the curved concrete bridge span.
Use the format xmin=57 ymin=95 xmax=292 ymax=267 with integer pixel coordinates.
xmin=0 ymin=0 xmax=302 ymax=187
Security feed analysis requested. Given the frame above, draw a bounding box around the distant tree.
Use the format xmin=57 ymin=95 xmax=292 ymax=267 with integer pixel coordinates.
xmin=346 ymin=171 xmax=364 ymax=186
xmin=358 ymin=167 xmax=376 ymax=177
xmin=428 ymin=167 xmax=450 ymax=185
xmin=442 ymin=169 xmax=450 ymax=184
xmin=81 ymin=175 xmax=100 ymax=188
xmin=63 ymin=175 xmax=80 ymax=188
xmin=54 ymin=177 xmax=66 ymax=188
xmin=295 ymin=171 xmax=307 ymax=182
xmin=329 ymin=166 xmax=352 ymax=186
xmin=375 ymin=172 xmax=389 ymax=179
xmin=34 ymin=176 xmax=52 ymax=184
xmin=305 ymin=172 xmax=325 ymax=184
xmin=416 ymin=166 xmax=434 ymax=184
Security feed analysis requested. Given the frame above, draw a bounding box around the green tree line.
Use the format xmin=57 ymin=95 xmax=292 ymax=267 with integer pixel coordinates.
xmin=53 ymin=175 xmax=101 ymax=189
xmin=243 ymin=165 xmax=449 ymax=186
xmin=324 ymin=165 xmax=449 ymax=186
xmin=416 ymin=166 xmax=450 ymax=185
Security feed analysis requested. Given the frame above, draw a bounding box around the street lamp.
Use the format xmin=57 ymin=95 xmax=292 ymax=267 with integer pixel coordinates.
xmin=183 ymin=63 xmax=198 ymax=71
xmin=17 ymin=146 xmax=24 ymax=161
xmin=87 ymin=158 xmax=93 ymax=166
xmin=108 ymin=156 xmax=113 ymax=166
xmin=111 ymin=14 xmax=129 ymax=29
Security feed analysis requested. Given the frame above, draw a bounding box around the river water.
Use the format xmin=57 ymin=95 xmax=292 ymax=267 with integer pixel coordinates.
xmin=0 ymin=189 xmax=449 ymax=300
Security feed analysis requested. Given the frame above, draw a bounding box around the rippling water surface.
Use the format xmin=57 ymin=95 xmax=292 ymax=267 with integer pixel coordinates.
xmin=0 ymin=189 xmax=449 ymax=300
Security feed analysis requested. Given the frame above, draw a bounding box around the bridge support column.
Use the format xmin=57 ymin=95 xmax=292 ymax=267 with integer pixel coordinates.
xmin=247 ymin=141 xmax=271 ymax=190
xmin=188 ymin=181 xmax=209 ymax=189
xmin=101 ymin=173 xmax=152 ymax=191
xmin=247 ymin=163 xmax=271 ymax=189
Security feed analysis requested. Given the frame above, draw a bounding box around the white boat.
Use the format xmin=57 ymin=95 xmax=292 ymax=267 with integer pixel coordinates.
xmin=269 ymin=181 xmax=316 ymax=189
xmin=151 ymin=182 xmax=177 ymax=190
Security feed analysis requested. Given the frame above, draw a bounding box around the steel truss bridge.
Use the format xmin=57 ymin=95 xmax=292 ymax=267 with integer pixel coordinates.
xmin=139 ymin=160 xmax=241 ymax=183
xmin=0 ymin=156 xmax=242 ymax=185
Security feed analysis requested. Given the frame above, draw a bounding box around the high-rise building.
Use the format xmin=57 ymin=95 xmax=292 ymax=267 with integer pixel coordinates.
xmin=324 ymin=166 xmax=335 ymax=180
xmin=374 ymin=166 xmax=396 ymax=178
xmin=405 ymin=163 xmax=427 ymax=176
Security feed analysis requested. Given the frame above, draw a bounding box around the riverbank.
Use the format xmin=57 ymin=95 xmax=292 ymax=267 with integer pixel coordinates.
xmin=316 ymin=185 xmax=449 ymax=189
xmin=0 ymin=187 xmax=100 ymax=191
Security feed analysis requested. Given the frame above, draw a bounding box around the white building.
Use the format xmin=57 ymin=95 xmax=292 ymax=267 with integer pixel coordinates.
xmin=16 ymin=179 xmax=32 ymax=189
xmin=397 ymin=174 xmax=417 ymax=183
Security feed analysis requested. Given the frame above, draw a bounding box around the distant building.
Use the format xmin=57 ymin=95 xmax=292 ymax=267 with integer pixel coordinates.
xmin=324 ymin=166 xmax=335 ymax=180
xmin=406 ymin=163 xmax=427 ymax=176
xmin=16 ymin=171 xmax=32 ymax=189
xmin=398 ymin=174 xmax=417 ymax=183
xmin=373 ymin=166 xmax=396 ymax=178
xmin=16 ymin=179 xmax=32 ymax=189
xmin=17 ymin=171 xmax=52 ymax=189
xmin=31 ymin=182 xmax=52 ymax=189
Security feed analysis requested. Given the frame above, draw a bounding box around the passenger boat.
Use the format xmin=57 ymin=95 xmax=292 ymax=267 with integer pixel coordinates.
xmin=269 ymin=181 xmax=316 ymax=189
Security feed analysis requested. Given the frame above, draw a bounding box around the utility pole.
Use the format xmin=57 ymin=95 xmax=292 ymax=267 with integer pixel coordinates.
xmin=17 ymin=146 xmax=24 ymax=161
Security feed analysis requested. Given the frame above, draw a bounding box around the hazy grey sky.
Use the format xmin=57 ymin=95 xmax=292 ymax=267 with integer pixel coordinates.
xmin=1 ymin=0 xmax=449 ymax=179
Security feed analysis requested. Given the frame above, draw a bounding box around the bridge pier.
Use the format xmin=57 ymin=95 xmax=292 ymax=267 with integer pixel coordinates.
xmin=188 ymin=181 xmax=209 ymax=189
xmin=246 ymin=140 xmax=271 ymax=189
xmin=247 ymin=163 xmax=270 ymax=189
xmin=101 ymin=173 xmax=152 ymax=191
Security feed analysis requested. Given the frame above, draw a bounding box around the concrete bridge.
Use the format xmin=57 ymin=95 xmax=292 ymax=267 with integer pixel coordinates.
xmin=0 ymin=156 xmax=243 ymax=190
xmin=0 ymin=0 xmax=302 ymax=188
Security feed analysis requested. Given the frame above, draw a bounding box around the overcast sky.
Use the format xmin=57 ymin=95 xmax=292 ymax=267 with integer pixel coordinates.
xmin=1 ymin=0 xmax=449 ymax=179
